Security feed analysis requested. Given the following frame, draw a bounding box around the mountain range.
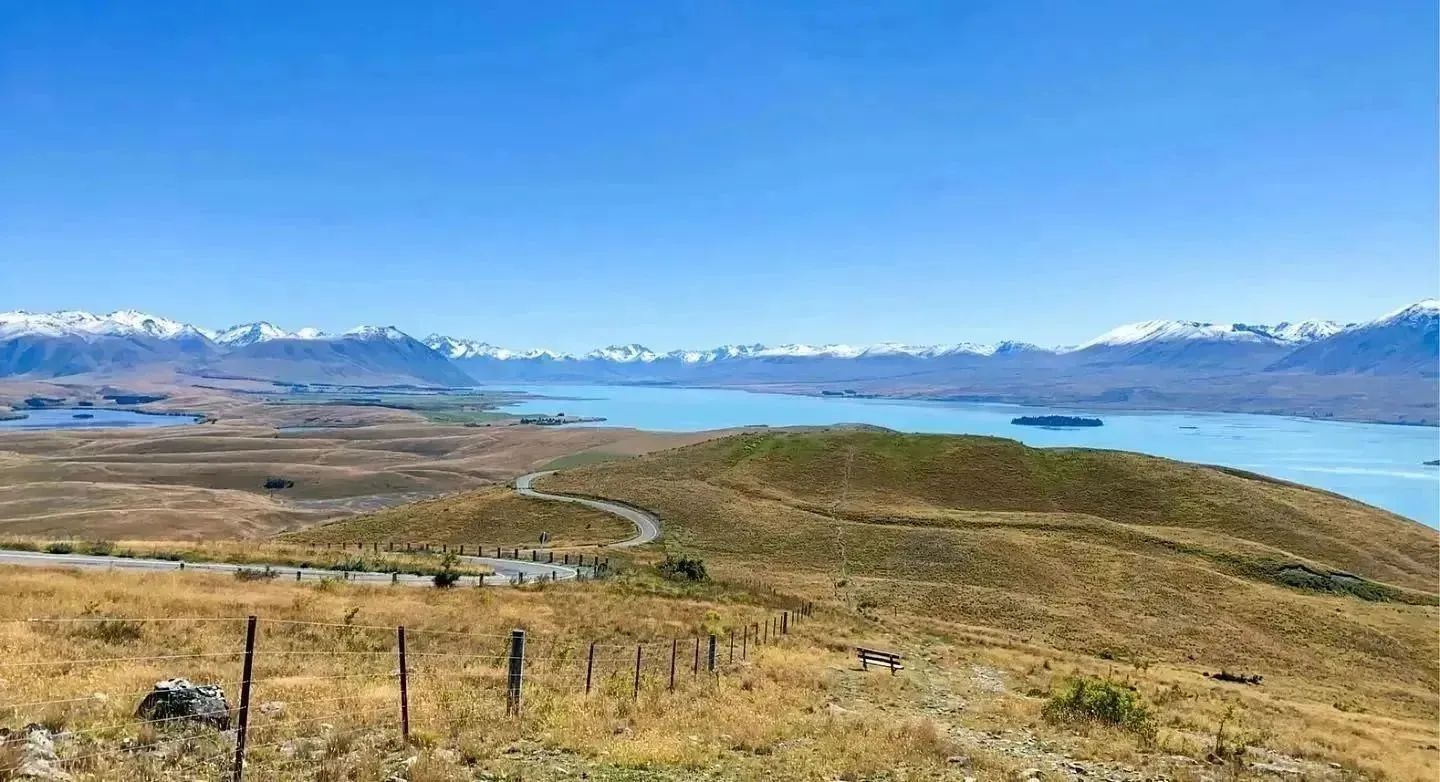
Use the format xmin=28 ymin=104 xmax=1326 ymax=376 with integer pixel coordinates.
xmin=0 ymin=300 xmax=1434 ymax=421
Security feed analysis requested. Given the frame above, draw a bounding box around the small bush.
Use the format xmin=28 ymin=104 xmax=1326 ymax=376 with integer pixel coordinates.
xmin=264 ymin=476 xmax=295 ymax=490
xmin=234 ymin=567 xmax=279 ymax=582
xmin=44 ymin=541 xmax=75 ymax=555
xmin=432 ymin=553 xmax=462 ymax=588
xmin=657 ymin=554 xmax=708 ymax=582
xmin=80 ymin=540 xmax=115 ymax=556
xmin=1043 ymin=676 xmax=1154 ymax=740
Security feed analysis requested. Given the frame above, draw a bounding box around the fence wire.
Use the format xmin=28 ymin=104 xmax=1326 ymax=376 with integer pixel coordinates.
xmin=0 ymin=603 xmax=816 ymax=780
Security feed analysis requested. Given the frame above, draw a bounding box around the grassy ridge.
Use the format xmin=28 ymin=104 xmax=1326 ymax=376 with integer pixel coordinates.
xmin=281 ymin=487 xmax=633 ymax=548
xmin=540 ymin=430 xmax=1440 ymax=731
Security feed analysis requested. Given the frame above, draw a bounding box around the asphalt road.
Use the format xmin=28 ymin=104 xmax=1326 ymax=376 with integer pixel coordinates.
xmin=514 ymin=470 xmax=660 ymax=547
xmin=0 ymin=548 xmax=574 ymax=587
xmin=0 ymin=471 xmax=654 ymax=586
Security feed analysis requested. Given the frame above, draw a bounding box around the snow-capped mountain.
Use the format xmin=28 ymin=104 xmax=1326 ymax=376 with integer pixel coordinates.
xmin=1073 ymin=320 xmax=1279 ymax=350
xmin=1268 ymin=300 xmax=1438 ymax=377
xmin=585 ymin=344 xmax=660 ymax=363
xmin=1263 ymin=320 xmax=1346 ymax=344
xmin=0 ymin=300 xmax=1434 ymax=387
xmin=0 ymin=310 xmax=208 ymax=342
xmin=214 ymin=322 xmax=298 ymax=348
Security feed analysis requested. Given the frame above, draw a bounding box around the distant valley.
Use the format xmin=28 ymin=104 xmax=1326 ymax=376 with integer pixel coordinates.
xmin=0 ymin=300 xmax=1435 ymax=424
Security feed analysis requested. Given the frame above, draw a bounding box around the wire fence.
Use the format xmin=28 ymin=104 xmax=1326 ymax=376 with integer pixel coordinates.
xmin=0 ymin=603 xmax=815 ymax=780
xmin=303 ymin=540 xmax=612 ymax=571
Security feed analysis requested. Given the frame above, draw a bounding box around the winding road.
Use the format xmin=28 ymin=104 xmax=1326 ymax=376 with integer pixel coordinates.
xmin=0 ymin=471 xmax=658 ymax=587
xmin=514 ymin=470 xmax=660 ymax=547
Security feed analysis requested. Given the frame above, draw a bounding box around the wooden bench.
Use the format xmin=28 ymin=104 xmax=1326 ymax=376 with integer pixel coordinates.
xmin=856 ymin=646 xmax=903 ymax=674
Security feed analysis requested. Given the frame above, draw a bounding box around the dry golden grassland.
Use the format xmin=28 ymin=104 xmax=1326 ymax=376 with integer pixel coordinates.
xmin=280 ymin=487 xmax=633 ymax=548
xmin=0 ymin=566 xmax=1001 ymax=781
xmin=538 ymin=429 xmax=1440 ymax=779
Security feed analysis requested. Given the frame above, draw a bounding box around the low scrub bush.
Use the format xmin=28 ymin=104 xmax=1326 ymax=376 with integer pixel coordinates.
xmin=234 ymin=567 xmax=279 ymax=582
xmin=1042 ymin=676 xmax=1154 ymax=740
xmin=657 ymin=554 xmax=708 ymax=582
xmin=432 ymin=553 xmax=462 ymax=588
xmin=80 ymin=540 xmax=115 ymax=556
xmin=44 ymin=541 xmax=75 ymax=555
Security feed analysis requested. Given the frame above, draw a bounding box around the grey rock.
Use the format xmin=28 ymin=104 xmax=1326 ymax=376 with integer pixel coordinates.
xmin=0 ymin=724 xmax=72 ymax=781
xmin=136 ymin=678 xmax=230 ymax=730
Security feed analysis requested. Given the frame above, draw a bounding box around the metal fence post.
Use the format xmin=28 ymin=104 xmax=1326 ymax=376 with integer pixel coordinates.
xmin=632 ymin=645 xmax=642 ymax=699
xmin=692 ymin=636 xmax=700 ymax=677
xmin=669 ymin=639 xmax=677 ymax=691
xmin=728 ymin=629 xmax=734 ymax=664
xmin=506 ymin=629 xmax=526 ymax=716
xmin=741 ymin=625 xmax=748 ymax=660
xmin=230 ymin=615 xmax=257 ymax=782
xmin=397 ymin=626 xmax=410 ymax=742
xmin=707 ymin=635 xmax=717 ymax=673
xmin=585 ymin=641 xmax=596 ymax=694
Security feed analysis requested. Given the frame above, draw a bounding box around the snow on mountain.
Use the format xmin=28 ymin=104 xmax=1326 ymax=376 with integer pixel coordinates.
xmin=214 ymin=322 xmax=293 ymax=347
xmin=423 ymin=335 xmax=567 ymax=361
xmin=1263 ymin=320 xmax=1345 ymax=343
xmin=343 ymin=325 xmax=411 ymax=342
xmin=0 ymin=310 xmax=211 ymax=342
xmin=585 ymin=344 xmax=659 ymax=362
xmin=1369 ymin=298 xmax=1439 ymax=327
xmin=1073 ymin=320 xmax=1280 ymax=351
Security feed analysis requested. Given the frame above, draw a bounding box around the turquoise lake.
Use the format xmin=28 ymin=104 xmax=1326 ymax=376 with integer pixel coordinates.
xmin=492 ymin=383 xmax=1440 ymax=526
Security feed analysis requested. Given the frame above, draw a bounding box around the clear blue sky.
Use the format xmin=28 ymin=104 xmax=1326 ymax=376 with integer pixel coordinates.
xmin=2 ymin=1 xmax=1435 ymax=350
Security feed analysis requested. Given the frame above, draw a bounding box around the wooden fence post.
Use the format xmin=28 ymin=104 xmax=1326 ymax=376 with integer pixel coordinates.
xmin=692 ymin=637 xmax=699 ymax=677
xmin=633 ymin=645 xmax=642 ymax=699
xmin=782 ymin=611 xmax=789 ymax=635
xmin=669 ymin=639 xmax=677 ymax=691
xmin=506 ymin=629 xmax=526 ymax=716
xmin=230 ymin=615 xmax=257 ymax=782
xmin=728 ymin=629 xmax=734 ymax=664
xmin=585 ymin=641 xmax=596 ymax=694
xmin=707 ymin=635 xmax=717 ymax=673
xmin=397 ymin=626 xmax=410 ymax=742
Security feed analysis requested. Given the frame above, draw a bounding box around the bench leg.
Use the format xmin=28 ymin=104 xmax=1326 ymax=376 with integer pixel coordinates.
xmin=861 ymin=658 xmax=867 ymax=671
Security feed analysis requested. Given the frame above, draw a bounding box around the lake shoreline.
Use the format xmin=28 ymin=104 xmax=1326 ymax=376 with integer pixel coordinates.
xmin=485 ymin=382 xmax=1440 ymax=526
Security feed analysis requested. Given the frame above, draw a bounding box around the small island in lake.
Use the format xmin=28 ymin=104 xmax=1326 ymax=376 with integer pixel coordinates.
xmin=1424 ymin=459 xmax=1439 ymax=467
xmin=1012 ymin=415 xmax=1104 ymax=428
xmin=71 ymin=413 xmax=95 ymax=419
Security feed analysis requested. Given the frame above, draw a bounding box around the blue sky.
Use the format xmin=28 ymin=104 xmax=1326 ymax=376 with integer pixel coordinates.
xmin=2 ymin=1 xmax=1435 ymax=350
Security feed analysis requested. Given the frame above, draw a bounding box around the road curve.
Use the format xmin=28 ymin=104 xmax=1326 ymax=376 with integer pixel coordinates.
xmin=514 ymin=470 xmax=660 ymax=547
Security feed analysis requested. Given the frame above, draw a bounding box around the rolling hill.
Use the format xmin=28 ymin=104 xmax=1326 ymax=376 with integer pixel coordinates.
xmin=540 ymin=429 xmax=1439 ymax=722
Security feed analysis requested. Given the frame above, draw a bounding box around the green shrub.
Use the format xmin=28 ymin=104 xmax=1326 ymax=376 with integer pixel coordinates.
xmin=80 ymin=540 xmax=115 ymax=556
xmin=1043 ymin=677 xmax=1154 ymax=740
xmin=657 ymin=555 xmax=708 ymax=582
xmin=44 ymin=541 xmax=75 ymax=555
xmin=432 ymin=553 xmax=462 ymax=588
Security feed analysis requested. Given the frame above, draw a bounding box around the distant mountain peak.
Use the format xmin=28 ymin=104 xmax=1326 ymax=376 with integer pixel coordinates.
xmin=343 ymin=325 xmax=410 ymax=341
xmin=1073 ymin=320 xmax=1280 ymax=351
xmin=1373 ymin=298 xmax=1440 ymax=326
